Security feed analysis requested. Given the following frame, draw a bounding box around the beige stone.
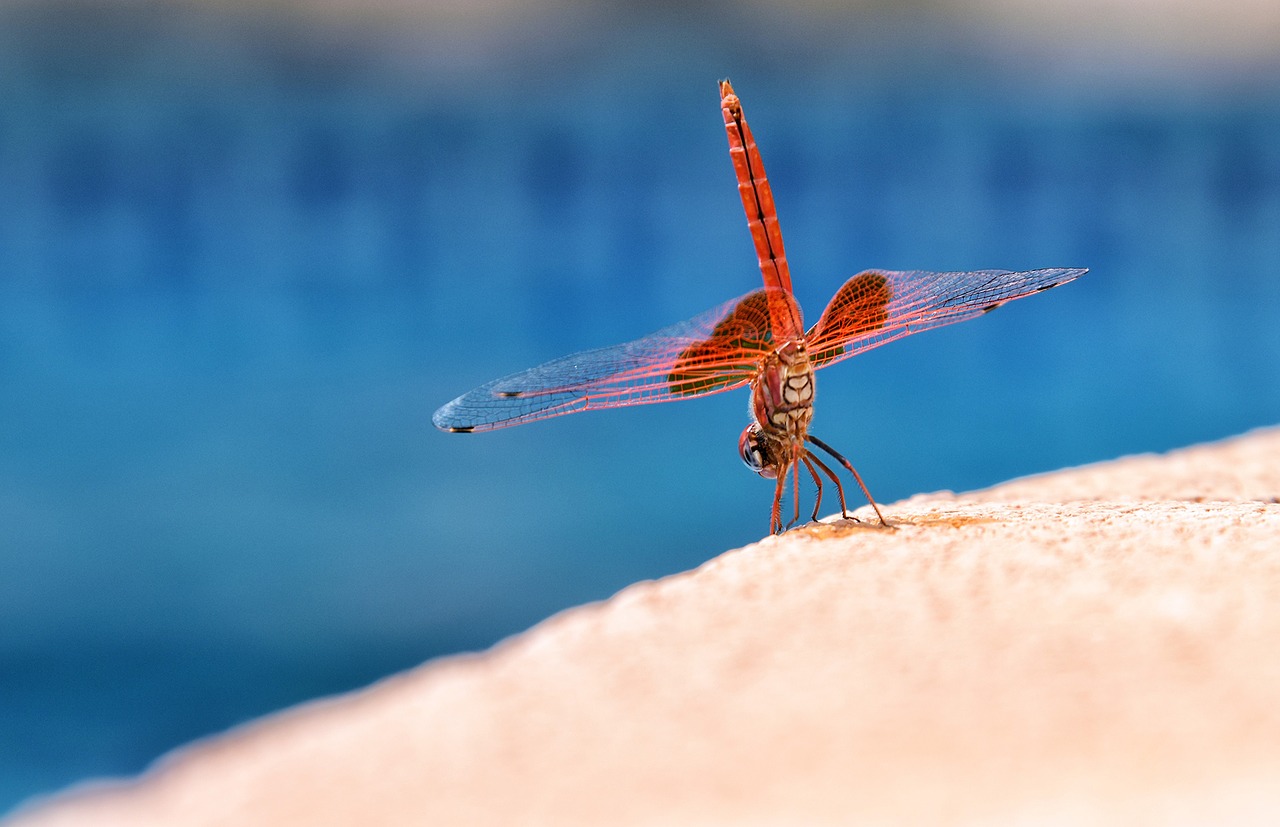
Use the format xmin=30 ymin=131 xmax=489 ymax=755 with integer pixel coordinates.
xmin=11 ymin=428 xmax=1280 ymax=826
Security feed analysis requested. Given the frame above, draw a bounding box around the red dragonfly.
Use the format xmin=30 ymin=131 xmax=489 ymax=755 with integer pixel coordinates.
xmin=435 ymin=80 xmax=1085 ymax=534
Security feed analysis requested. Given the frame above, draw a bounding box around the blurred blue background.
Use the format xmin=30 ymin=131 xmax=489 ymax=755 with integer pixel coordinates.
xmin=4 ymin=0 xmax=1280 ymax=813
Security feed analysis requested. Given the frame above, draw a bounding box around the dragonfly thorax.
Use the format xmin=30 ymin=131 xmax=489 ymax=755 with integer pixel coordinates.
xmin=739 ymin=341 xmax=815 ymax=480
xmin=752 ymin=340 xmax=815 ymax=437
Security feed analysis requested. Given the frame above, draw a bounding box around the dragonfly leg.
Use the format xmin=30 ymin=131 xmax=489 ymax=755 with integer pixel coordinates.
xmin=801 ymin=456 xmax=824 ymax=523
xmin=785 ymin=462 xmax=802 ymax=530
xmin=806 ymin=451 xmax=848 ymax=521
xmin=770 ymin=472 xmax=786 ymax=534
xmin=805 ymin=434 xmax=889 ymax=527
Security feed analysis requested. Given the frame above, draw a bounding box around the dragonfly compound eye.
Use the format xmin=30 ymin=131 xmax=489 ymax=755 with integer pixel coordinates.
xmin=738 ymin=424 xmax=776 ymax=479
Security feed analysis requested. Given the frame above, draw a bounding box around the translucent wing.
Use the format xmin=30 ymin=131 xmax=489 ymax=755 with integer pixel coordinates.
xmin=807 ymin=268 xmax=1086 ymax=369
xmin=433 ymin=289 xmax=794 ymax=432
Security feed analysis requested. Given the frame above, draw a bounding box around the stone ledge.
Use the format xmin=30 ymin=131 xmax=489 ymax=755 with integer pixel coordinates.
xmin=10 ymin=428 xmax=1280 ymax=826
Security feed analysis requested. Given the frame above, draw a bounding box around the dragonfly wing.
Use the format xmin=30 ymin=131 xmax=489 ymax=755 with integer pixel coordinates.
xmin=806 ymin=268 xmax=1086 ymax=369
xmin=434 ymin=289 xmax=795 ymax=432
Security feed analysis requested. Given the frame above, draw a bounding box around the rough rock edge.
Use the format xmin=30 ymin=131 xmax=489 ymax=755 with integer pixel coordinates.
xmin=9 ymin=426 xmax=1280 ymax=826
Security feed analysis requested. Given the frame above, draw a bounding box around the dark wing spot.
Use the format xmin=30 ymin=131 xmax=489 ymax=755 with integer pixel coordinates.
xmin=809 ymin=271 xmax=893 ymax=364
xmin=981 ymin=303 xmax=1002 ymax=313
xmin=667 ymin=291 xmax=774 ymax=396
xmin=448 ymin=426 xmax=475 ymax=433
xmin=1034 ymin=282 xmax=1059 ymax=292
xmin=497 ymin=390 xmax=523 ymax=398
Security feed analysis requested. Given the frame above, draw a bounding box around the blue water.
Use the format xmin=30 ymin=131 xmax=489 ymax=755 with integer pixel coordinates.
xmin=4 ymin=6 xmax=1280 ymax=814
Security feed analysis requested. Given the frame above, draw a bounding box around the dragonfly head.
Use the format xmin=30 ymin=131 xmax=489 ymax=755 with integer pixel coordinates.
xmin=738 ymin=423 xmax=779 ymax=479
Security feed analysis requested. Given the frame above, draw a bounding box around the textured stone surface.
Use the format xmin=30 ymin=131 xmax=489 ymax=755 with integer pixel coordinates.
xmin=11 ymin=428 xmax=1280 ymax=826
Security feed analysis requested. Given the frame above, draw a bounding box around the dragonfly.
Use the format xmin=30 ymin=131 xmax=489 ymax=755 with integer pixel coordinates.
xmin=434 ymin=80 xmax=1085 ymax=535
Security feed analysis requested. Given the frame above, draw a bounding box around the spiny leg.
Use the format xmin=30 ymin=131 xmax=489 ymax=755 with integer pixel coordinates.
xmin=801 ymin=456 xmax=824 ymax=523
xmin=805 ymin=434 xmax=888 ymax=526
xmin=806 ymin=451 xmax=848 ymax=521
xmin=770 ymin=471 xmax=787 ymax=534
xmin=785 ymin=461 xmax=802 ymax=530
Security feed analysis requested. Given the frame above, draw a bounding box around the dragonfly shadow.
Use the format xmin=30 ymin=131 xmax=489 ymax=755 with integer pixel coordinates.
xmin=793 ymin=515 xmax=896 ymax=536
xmin=877 ymin=511 xmax=1000 ymax=530
xmin=796 ymin=510 xmax=1001 ymax=536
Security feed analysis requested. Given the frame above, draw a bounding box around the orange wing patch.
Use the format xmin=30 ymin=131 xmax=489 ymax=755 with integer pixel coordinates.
xmin=667 ymin=291 xmax=775 ymax=396
xmin=808 ymin=271 xmax=893 ymax=367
